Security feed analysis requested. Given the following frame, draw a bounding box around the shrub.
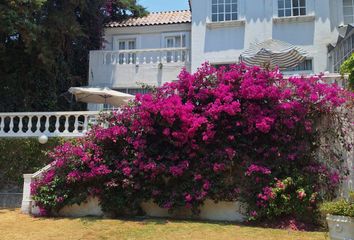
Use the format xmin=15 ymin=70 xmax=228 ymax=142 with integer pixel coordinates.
xmin=31 ymin=64 xmax=353 ymax=222
xmin=340 ymin=53 xmax=354 ymax=91
xmin=0 ymin=138 xmax=64 ymax=191
xmin=320 ymin=192 xmax=354 ymax=217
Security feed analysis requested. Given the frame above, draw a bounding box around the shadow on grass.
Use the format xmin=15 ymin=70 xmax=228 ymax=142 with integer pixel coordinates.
xmin=23 ymin=212 xmax=328 ymax=234
xmin=31 ymin=214 xmax=239 ymax=227
xmin=0 ymin=208 xmax=18 ymax=213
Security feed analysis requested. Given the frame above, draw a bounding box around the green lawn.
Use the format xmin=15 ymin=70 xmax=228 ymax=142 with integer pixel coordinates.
xmin=0 ymin=209 xmax=328 ymax=240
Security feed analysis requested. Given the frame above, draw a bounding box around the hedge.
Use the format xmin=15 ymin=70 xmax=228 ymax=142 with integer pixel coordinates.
xmin=0 ymin=138 xmax=64 ymax=191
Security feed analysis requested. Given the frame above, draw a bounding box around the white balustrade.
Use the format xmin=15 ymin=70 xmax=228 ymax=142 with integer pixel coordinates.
xmin=100 ymin=47 xmax=190 ymax=65
xmin=0 ymin=111 xmax=100 ymax=138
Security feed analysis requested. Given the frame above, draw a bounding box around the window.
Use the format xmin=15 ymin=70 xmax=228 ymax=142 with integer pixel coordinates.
xmin=118 ymin=39 xmax=136 ymax=64
xmin=212 ymin=0 xmax=238 ymax=22
xmin=278 ymin=0 xmax=306 ymax=17
xmin=165 ymin=34 xmax=186 ymax=62
xmin=343 ymin=0 xmax=354 ymax=24
xmin=116 ymin=88 xmax=151 ymax=95
xmin=103 ymin=104 xmax=114 ymax=110
xmin=285 ymin=59 xmax=313 ymax=72
xmin=212 ymin=63 xmax=235 ymax=69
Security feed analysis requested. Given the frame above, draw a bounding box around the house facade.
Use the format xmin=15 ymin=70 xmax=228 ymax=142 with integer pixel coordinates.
xmin=89 ymin=10 xmax=192 ymax=97
xmin=88 ymin=0 xmax=353 ymax=110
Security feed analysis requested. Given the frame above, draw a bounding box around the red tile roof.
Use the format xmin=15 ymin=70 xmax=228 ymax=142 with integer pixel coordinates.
xmin=106 ymin=10 xmax=191 ymax=28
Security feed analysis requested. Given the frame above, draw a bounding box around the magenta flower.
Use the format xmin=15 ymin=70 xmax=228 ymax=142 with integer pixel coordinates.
xmin=185 ymin=194 xmax=193 ymax=202
xmin=122 ymin=167 xmax=132 ymax=177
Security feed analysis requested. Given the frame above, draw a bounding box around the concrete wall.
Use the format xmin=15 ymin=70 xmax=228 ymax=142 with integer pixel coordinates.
xmin=0 ymin=193 xmax=22 ymax=208
xmin=342 ymin=109 xmax=354 ymax=197
xmin=343 ymin=148 xmax=354 ymax=197
xmin=190 ymin=0 xmax=342 ymax=73
xmin=30 ymin=197 xmax=246 ymax=222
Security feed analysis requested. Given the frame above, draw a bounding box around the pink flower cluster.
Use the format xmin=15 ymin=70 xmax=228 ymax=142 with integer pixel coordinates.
xmin=246 ymin=164 xmax=272 ymax=176
xmin=31 ymin=63 xmax=352 ymax=219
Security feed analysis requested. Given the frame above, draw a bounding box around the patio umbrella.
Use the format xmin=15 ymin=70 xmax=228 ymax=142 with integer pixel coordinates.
xmin=240 ymin=39 xmax=308 ymax=70
xmin=69 ymin=87 xmax=134 ymax=107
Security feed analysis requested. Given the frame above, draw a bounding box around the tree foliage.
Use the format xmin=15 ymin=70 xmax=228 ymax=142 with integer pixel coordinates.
xmin=0 ymin=0 xmax=147 ymax=112
xmin=340 ymin=53 xmax=354 ymax=91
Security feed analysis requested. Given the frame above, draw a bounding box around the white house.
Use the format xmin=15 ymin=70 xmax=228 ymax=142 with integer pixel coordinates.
xmin=89 ymin=10 xmax=192 ymax=96
xmin=88 ymin=0 xmax=354 ymax=110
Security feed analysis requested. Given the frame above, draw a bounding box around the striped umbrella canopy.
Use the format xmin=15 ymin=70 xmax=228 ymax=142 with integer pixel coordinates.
xmin=240 ymin=39 xmax=308 ymax=70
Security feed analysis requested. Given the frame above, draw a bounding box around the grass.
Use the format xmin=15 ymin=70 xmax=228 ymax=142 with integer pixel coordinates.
xmin=0 ymin=209 xmax=328 ymax=240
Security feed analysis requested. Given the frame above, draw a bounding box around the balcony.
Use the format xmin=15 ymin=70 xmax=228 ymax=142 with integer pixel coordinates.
xmin=89 ymin=48 xmax=191 ymax=89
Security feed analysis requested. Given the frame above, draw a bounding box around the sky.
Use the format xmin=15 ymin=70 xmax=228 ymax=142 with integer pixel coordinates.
xmin=138 ymin=0 xmax=189 ymax=12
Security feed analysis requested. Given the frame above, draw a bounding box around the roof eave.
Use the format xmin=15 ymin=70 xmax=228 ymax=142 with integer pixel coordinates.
xmin=106 ymin=21 xmax=192 ymax=28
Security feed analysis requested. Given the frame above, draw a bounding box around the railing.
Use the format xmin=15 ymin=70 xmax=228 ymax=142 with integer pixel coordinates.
xmin=98 ymin=47 xmax=190 ymax=65
xmin=0 ymin=111 xmax=100 ymax=138
xmin=331 ymin=32 xmax=354 ymax=73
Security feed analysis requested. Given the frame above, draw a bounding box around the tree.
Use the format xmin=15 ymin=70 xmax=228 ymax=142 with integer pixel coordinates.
xmin=0 ymin=0 xmax=147 ymax=112
xmin=340 ymin=53 xmax=354 ymax=91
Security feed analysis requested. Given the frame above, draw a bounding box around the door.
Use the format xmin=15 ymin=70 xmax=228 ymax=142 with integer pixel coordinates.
xmin=165 ymin=35 xmax=186 ymax=63
xmin=118 ymin=39 xmax=136 ymax=64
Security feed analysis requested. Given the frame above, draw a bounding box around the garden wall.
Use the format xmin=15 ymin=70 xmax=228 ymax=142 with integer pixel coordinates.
xmin=23 ymin=169 xmax=246 ymax=221
xmin=342 ymin=109 xmax=354 ymax=197
xmin=28 ymin=197 xmax=246 ymax=222
xmin=0 ymin=193 xmax=22 ymax=208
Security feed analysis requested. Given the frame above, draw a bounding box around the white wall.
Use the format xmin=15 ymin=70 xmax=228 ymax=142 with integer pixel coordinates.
xmin=191 ymin=0 xmax=342 ymax=73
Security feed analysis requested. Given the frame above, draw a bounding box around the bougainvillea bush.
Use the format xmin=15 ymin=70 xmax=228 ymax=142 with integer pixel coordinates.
xmin=32 ymin=63 xmax=353 ymax=222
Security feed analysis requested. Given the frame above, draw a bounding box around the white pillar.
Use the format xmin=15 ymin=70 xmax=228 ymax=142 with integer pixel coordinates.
xmin=21 ymin=174 xmax=33 ymax=214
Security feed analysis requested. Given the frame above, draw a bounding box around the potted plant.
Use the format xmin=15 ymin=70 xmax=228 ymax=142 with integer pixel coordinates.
xmin=320 ymin=192 xmax=354 ymax=240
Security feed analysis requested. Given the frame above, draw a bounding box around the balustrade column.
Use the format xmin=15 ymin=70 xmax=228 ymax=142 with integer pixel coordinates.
xmin=73 ymin=115 xmax=79 ymax=134
xmin=35 ymin=116 xmax=41 ymax=134
xmin=64 ymin=116 xmax=69 ymax=133
xmin=83 ymin=116 xmax=89 ymax=133
xmin=0 ymin=116 xmax=4 ymax=134
xmin=27 ymin=116 xmax=32 ymax=134
xmin=8 ymin=117 xmax=14 ymax=134
xmin=103 ymin=52 xmax=107 ymax=65
xmin=54 ymin=116 xmax=60 ymax=134
xmin=18 ymin=116 xmax=23 ymax=133
xmin=44 ymin=115 xmax=50 ymax=134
